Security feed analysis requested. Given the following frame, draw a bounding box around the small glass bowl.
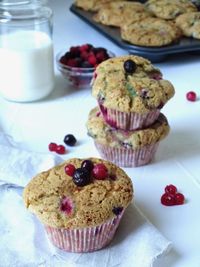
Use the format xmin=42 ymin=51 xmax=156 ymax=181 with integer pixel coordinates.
xmin=56 ymin=50 xmax=115 ymax=89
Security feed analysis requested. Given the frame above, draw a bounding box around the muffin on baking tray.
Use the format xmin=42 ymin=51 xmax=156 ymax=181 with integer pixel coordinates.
xmin=175 ymin=11 xmax=200 ymax=39
xmin=145 ymin=0 xmax=197 ymax=20
xmin=93 ymin=1 xmax=153 ymax=27
xmin=121 ymin=17 xmax=182 ymax=47
xmin=23 ymin=157 xmax=133 ymax=252
xmin=74 ymin=0 xmax=122 ymax=12
xmin=91 ymin=55 xmax=175 ymax=130
xmin=86 ymin=107 xmax=170 ymax=167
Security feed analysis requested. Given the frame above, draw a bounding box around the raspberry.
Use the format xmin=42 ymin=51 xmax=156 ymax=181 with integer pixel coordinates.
xmin=65 ymin=164 xmax=76 ymax=176
xmin=88 ymin=55 xmax=97 ymax=66
xmin=79 ymin=44 xmax=91 ymax=52
xmin=80 ymin=51 xmax=89 ymax=60
xmin=96 ymin=51 xmax=106 ymax=62
xmin=66 ymin=58 xmax=77 ymax=67
xmin=55 ymin=145 xmax=66 ymax=154
xmin=70 ymin=46 xmax=80 ymax=57
xmin=92 ymin=163 xmax=108 ymax=180
xmin=186 ymin=91 xmax=197 ymax=101
xmin=60 ymin=56 xmax=69 ymax=65
xmin=48 ymin=142 xmax=57 ymax=152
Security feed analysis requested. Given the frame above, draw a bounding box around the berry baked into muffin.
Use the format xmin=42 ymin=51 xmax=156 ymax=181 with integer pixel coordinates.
xmin=92 ymin=55 xmax=175 ymax=130
xmin=23 ymin=157 xmax=133 ymax=252
xmin=86 ymin=107 xmax=170 ymax=167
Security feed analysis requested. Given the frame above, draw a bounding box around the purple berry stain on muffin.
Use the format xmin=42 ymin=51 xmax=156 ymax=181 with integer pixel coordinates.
xmin=149 ymin=71 xmax=162 ymax=80
xmin=109 ymin=174 xmax=117 ymax=181
xmin=112 ymin=206 xmax=123 ymax=216
xmin=60 ymin=196 xmax=74 ymax=215
xmin=140 ymin=88 xmax=149 ymax=99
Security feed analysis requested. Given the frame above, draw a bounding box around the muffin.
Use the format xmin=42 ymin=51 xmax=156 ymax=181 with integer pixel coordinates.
xmin=74 ymin=0 xmax=122 ymax=12
xmin=121 ymin=17 xmax=182 ymax=47
xmin=145 ymin=0 xmax=197 ymax=20
xmin=86 ymin=107 xmax=170 ymax=167
xmin=23 ymin=157 xmax=133 ymax=252
xmin=92 ymin=55 xmax=175 ymax=130
xmin=175 ymin=12 xmax=200 ymax=39
xmin=93 ymin=1 xmax=152 ymax=27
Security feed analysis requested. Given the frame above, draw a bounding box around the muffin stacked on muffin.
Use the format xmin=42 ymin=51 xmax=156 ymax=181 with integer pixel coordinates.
xmin=23 ymin=157 xmax=133 ymax=252
xmin=86 ymin=55 xmax=175 ymax=167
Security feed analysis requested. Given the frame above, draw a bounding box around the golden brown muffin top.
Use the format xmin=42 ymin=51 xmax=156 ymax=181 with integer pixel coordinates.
xmin=92 ymin=55 xmax=175 ymax=113
xmin=121 ymin=17 xmax=182 ymax=47
xmin=145 ymin=0 xmax=197 ymax=20
xmin=23 ymin=157 xmax=133 ymax=229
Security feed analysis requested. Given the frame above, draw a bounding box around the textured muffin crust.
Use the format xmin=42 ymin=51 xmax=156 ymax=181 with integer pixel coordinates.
xmin=74 ymin=0 xmax=122 ymax=11
xmin=121 ymin=17 xmax=182 ymax=47
xmin=93 ymin=1 xmax=152 ymax=27
xmin=87 ymin=107 xmax=170 ymax=149
xmin=23 ymin=157 xmax=133 ymax=229
xmin=175 ymin=12 xmax=200 ymax=39
xmin=145 ymin=0 xmax=197 ymax=20
xmin=92 ymin=55 xmax=175 ymax=113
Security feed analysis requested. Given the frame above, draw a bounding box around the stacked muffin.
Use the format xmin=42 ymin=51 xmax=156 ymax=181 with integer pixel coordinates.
xmin=86 ymin=55 xmax=175 ymax=167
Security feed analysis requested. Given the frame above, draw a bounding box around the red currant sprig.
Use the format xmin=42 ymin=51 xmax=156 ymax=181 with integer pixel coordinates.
xmin=161 ymin=184 xmax=185 ymax=206
xmin=48 ymin=142 xmax=66 ymax=154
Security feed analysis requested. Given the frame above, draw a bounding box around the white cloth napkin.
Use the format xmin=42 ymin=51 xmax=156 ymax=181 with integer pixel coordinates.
xmin=0 ymin=133 xmax=171 ymax=267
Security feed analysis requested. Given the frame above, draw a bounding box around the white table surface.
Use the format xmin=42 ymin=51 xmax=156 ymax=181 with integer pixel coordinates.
xmin=0 ymin=1 xmax=200 ymax=266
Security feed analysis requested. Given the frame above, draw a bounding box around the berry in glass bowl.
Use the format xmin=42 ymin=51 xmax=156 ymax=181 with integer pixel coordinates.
xmin=56 ymin=44 xmax=114 ymax=89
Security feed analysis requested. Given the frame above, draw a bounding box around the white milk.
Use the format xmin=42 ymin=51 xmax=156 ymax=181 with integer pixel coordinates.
xmin=0 ymin=30 xmax=55 ymax=102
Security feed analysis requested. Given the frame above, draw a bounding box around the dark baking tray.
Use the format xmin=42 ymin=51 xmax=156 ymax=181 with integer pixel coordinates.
xmin=70 ymin=4 xmax=200 ymax=62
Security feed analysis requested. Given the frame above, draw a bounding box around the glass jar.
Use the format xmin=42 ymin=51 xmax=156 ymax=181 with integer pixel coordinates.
xmin=0 ymin=0 xmax=55 ymax=102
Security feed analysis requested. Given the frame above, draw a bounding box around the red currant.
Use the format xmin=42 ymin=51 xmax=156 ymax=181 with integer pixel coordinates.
xmin=60 ymin=196 xmax=73 ymax=215
xmin=48 ymin=142 xmax=57 ymax=152
xmin=165 ymin=184 xmax=177 ymax=195
xmin=92 ymin=163 xmax=108 ymax=180
xmin=65 ymin=164 xmax=76 ymax=176
xmin=175 ymin=193 xmax=185 ymax=205
xmin=55 ymin=145 xmax=66 ymax=154
xmin=186 ymin=91 xmax=196 ymax=102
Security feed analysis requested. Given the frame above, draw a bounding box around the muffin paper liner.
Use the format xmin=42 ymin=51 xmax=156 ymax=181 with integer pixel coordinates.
xmin=99 ymin=104 xmax=160 ymax=130
xmin=44 ymin=212 xmax=123 ymax=253
xmin=95 ymin=142 xmax=159 ymax=167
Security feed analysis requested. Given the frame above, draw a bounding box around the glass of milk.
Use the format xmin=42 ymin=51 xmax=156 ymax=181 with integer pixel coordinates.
xmin=0 ymin=0 xmax=55 ymax=102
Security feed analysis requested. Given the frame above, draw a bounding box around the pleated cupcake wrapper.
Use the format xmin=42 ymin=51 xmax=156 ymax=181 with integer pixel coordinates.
xmin=99 ymin=104 xmax=160 ymax=130
xmin=44 ymin=212 xmax=123 ymax=253
xmin=95 ymin=142 xmax=159 ymax=167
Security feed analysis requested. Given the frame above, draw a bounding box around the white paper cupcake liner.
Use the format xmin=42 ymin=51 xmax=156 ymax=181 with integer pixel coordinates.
xmin=44 ymin=212 xmax=123 ymax=253
xmin=99 ymin=104 xmax=160 ymax=130
xmin=95 ymin=142 xmax=159 ymax=167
